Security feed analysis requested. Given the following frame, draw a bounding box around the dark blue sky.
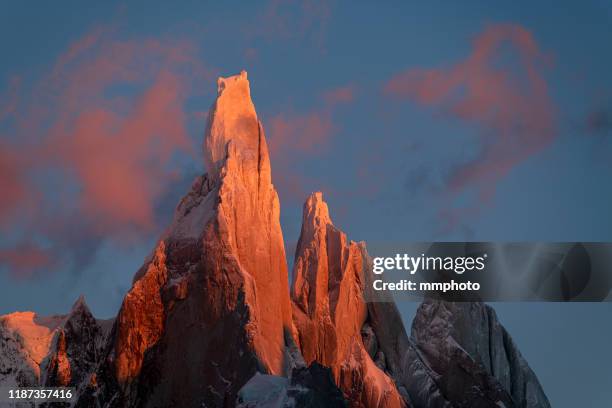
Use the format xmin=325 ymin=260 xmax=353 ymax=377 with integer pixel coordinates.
xmin=1 ymin=2 xmax=611 ymax=406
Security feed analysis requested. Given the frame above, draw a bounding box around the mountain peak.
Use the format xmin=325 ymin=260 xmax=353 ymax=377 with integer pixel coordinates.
xmin=216 ymin=70 xmax=249 ymax=96
xmin=294 ymin=192 xmax=333 ymax=261
xmin=70 ymin=295 xmax=87 ymax=313
xmin=304 ymin=192 xmax=332 ymax=226
xmin=72 ymin=294 xmax=87 ymax=310
xmin=85 ymin=71 xmax=293 ymax=407
xmin=291 ymin=193 xmax=405 ymax=407
xmin=205 ymin=70 xmax=261 ymax=178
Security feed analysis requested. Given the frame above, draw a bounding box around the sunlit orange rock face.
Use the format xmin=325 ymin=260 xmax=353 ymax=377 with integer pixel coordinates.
xmin=204 ymin=71 xmax=294 ymax=371
xmin=104 ymin=71 xmax=295 ymax=407
xmin=291 ymin=192 xmax=406 ymax=408
xmin=45 ymin=330 xmax=71 ymax=387
xmin=113 ymin=242 xmax=167 ymax=384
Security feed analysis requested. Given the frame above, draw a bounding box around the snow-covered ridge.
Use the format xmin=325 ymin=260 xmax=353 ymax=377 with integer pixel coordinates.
xmin=0 ymin=296 xmax=112 ymax=389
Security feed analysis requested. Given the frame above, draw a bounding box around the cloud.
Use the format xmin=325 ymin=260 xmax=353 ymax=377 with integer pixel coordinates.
xmin=268 ymin=112 xmax=333 ymax=157
xmin=0 ymin=25 xmax=208 ymax=278
xmin=0 ymin=243 xmax=54 ymax=280
xmin=49 ymin=72 xmax=190 ymax=232
xmin=0 ymin=144 xmax=31 ymax=226
xmin=385 ymin=24 xmax=556 ymax=203
xmin=267 ymin=111 xmax=333 ymax=204
xmin=322 ymin=85 xmax=354 ymax=105
xmin=266 ymin=85 xmax=354 ymax=203
xmin=267 ymin=85 xmax=354 ymax=158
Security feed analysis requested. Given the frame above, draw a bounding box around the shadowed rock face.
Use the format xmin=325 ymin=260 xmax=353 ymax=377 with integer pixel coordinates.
xmin=81 ymin=71 xmax=295 ymax=408
xmin=361 ymin=288 xmax=551 ymax=408
xmin=0 ymin=296 xmax=111 ymax=393
xmin=403 ymin=300 xmax=551 ymax=408
xmin=44 ymin=296 xmax=108 ymax=389
xmin=291 ymin=192 xmax=406 ymax=408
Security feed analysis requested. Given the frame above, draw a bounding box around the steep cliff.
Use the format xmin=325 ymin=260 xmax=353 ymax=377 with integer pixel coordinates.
xmin=402 ymin=300 xmax=551 ymax=408
xmin=43 ymin=296 xmax=110 ymax=389
xmin=84 ymin=71 xmax=296 ymax=407
xmin=291 ymin=192 xmax=406 ymax=408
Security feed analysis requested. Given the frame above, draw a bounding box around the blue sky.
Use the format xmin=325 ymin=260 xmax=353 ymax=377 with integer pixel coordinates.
xmin=1 ymin=2 xmax=611 ymax=406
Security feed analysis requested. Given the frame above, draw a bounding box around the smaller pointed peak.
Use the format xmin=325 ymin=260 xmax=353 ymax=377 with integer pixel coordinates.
xmin=303 ymin=192 xmax=332 ymax=227
xmin=70 ymin=295 xmax=90 ymax=314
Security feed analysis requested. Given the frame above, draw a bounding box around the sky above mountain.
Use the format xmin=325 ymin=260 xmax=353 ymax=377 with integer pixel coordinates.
xmin=1 ymin=2 xmax=611 ymax=407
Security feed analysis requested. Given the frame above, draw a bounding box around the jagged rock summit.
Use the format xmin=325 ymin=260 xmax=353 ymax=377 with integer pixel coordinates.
xmin=0 ymin=296 xmax=111 ymax=390
xmin=43 ymin=296 xmax=111 ymax=388
xmin=205 ymin=70 xmax=261 ymax=178
xmin=291 ymin=192 xmax=406 ymax=408
xmin=85 ymin=71 xmax=295 ymax=407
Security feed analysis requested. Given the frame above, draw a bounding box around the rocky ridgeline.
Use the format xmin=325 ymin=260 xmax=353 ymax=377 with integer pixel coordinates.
xmin=0 ymin=296 xmax=112 ymax=395
xmin=0 ymin=72 xmax=550 ymax=408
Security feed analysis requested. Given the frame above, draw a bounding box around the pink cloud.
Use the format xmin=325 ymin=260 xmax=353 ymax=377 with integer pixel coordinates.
xmin=0 ymin=144 xmax=31 ymax=225
xmin=323 ymin=85 xmax=354 ymax=105
xmin=267 ymin=86 xmax=353 ymax=156
xmin=0 ymin=25 xmax=208 ymax=277
xmin=51 ymin=25 xmax=107 ymax=77
xmin=47 ymin=71 xmax=190 ymax=232
xmin=0 ymin=243 xmax=54 ymax=280
xmin=266 ymin=84 xmax=354 ymax=203
xmin=268 ymin=112 xmax=333 ymax=156
xmin=266 ymin=111 xmax=333 ymax=203
xmin=268 ymin=85 xmax=355 ymax=157
xmin=385 ymin=24 xmax=556 ymax=201
xmin=2 ymin=28 xmax=204 ymax=233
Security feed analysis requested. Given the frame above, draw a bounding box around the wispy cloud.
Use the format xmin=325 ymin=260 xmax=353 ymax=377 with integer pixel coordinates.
xmin=0 ymin=25 xmax=209 ymax=278
xmin=385 ymin=24 xmax=556 ymax=206
xmin=0 ymin=242 xmax=55 ymax=280
xmin=266 ymin=84 xmax=355 ymax=203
